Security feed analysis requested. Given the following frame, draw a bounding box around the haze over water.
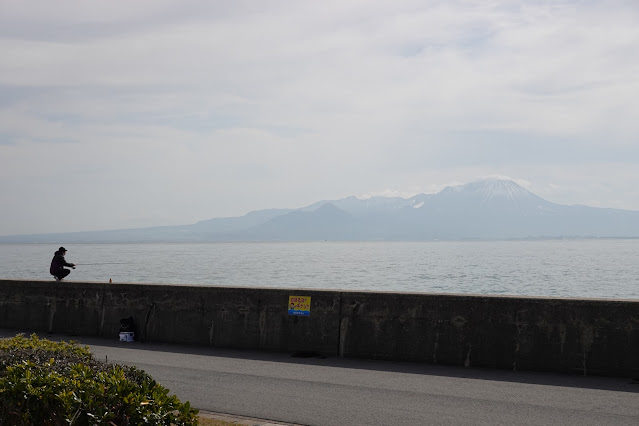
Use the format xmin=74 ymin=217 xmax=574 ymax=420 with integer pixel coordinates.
xmin=1 ymin=240 xmax=638 ymax=300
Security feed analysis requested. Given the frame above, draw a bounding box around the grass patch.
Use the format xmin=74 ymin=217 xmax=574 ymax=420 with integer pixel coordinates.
xmin=197 ymin=417 xmax=238 ymax=426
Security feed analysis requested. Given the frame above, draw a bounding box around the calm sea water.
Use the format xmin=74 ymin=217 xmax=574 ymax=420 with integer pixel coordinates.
xmin=0 ymin=240 xmax=637 ymax=299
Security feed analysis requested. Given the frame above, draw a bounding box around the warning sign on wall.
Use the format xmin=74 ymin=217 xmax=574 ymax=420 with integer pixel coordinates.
xmin=288 ymin=295 xmax=311 ymax=316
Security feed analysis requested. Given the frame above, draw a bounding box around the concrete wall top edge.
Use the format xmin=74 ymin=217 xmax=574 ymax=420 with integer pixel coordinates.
xmin=1 ymin=279 xmax=637 ymax=304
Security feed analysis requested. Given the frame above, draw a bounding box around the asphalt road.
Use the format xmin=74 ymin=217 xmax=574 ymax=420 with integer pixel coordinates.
xmin=5 ymin=332 xmax=639 ymax=425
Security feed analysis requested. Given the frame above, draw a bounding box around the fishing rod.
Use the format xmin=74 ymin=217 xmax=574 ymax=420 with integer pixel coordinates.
xmin=75 ymin=262 xmax=132 ymax=265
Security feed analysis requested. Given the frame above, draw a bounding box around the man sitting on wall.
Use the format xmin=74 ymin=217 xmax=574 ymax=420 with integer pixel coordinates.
xmin=50 ymin=247 xmax=75 ymax=281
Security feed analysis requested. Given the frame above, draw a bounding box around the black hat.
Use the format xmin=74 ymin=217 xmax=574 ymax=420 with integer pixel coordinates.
xmin=59 ymin=247 xmax=67 ymax=253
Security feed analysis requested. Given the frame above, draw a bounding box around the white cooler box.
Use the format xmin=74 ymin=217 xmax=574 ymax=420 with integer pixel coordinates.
xmin=119 ymin=332 xmax=134 ymax=342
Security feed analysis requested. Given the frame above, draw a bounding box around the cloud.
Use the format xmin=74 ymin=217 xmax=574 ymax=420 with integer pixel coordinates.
xmin=1 ymin=0 xmax=638 ymax=234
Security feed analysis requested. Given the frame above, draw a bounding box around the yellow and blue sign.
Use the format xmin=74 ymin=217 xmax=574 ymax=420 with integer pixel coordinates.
xmin=288 ymin=296 xmax=311 ymax=316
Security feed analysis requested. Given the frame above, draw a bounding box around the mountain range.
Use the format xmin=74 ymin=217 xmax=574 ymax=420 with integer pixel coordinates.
xmin=2 ymin=179 xmax=639 ymax=243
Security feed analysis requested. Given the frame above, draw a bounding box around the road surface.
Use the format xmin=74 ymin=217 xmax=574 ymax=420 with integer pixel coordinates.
xmin=3 ymin=331 xmax=638 ymax=425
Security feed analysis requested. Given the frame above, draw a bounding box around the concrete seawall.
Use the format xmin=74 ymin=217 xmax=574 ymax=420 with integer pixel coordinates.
xmin=0 ymin=279 xmax=637 ymax=377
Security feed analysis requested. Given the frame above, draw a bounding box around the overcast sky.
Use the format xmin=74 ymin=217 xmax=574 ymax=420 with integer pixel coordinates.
xmin=1 ymin=0 xmax=638 ymax=235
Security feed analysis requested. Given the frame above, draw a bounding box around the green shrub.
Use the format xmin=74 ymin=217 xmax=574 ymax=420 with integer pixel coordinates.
xmin=0 ymin=334 xmax=198 ymax=425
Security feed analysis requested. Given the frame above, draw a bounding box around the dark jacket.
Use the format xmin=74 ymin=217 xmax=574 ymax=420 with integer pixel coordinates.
xmin=50 ymin=250 xmax=73 ymax=274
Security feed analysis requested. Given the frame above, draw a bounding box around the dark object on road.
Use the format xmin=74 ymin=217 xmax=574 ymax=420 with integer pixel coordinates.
xmin=119 ymin=316 xmax=136 ymax=342
xmin=291 ymin=351 xmax=326 ymax=359
xmin=119 ymin=316 xmax=136 ymax=333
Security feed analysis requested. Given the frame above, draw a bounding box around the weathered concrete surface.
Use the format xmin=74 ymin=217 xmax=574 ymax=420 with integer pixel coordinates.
xmin=339 ymin=292 xmax=639 ymax=377
xmin=0 ymin=280 xmax=340 ymax=355
xmin=0 ymin=279 xmax=637 ymax=377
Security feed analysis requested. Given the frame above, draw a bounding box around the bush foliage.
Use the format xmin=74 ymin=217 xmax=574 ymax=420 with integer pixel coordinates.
xmin=0 ymin=334 xmax=198 ymax=425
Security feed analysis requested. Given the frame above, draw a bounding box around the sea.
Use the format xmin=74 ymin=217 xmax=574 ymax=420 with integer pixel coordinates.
xmin=0 ymin=240 xmax=638 ymax=300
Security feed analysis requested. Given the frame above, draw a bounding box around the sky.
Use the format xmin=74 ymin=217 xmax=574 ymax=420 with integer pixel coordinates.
xmin=1 ymin=0 xmax=639 ymax=235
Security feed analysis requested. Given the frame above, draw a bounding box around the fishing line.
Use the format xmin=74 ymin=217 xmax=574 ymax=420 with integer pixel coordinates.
xmin=76 ymin=263 xmax=132 ymax=265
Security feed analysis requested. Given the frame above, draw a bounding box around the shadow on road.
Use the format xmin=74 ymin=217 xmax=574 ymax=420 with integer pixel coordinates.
xmin=3 ymin=328 xmax=637 ymax=394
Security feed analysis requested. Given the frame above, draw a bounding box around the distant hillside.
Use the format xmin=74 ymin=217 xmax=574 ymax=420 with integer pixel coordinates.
xmin=2 ymin=179 xmax=639 ymax=242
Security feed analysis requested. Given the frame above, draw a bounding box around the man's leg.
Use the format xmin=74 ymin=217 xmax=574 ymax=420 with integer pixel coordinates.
xmin=58 ymin=269 xmax=71 ymax=280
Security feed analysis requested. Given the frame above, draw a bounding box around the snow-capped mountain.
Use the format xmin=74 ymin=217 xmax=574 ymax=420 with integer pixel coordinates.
xmin=304 ymin=179 xmax=554 ymax=217
xmin=459 ymin=178 xmax=536 ymax=202
xmin=2 ymin=179 xmax=639 ymax=242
